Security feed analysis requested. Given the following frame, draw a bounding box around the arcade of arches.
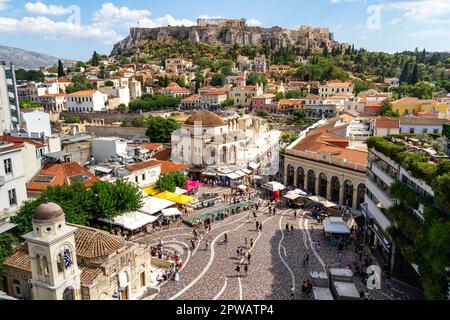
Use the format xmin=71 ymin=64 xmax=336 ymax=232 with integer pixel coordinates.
xmin=284 ymin=163 xmax=366 ymax=210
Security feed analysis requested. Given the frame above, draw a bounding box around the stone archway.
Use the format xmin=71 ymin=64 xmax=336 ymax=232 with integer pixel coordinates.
xmin=307 ymin=170 xmax=316 ymax=194
xmin=357 ymin=183 xmax=366 ymax=209
xmin=296 ymin=167 xmax=305 ymax=190
xmin=221 ymin=146 xmax=227 ymax=164
xmin=62 ymin=287 xmax=75 ymax=300
xmin=330 ymin=176 xmax=340 ymax=203
xmin=319 ymin=173 xmax=328 ymax=198
xmin=344 ymin=179 xmax=354 ymax=208
xmin=287 ymin=164 xmax=295 ymax=186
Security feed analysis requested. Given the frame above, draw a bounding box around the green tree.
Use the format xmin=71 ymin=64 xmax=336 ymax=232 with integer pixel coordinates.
xmin=57 ymin=59 xmax=66 ymax=77
xmin=399 ymin=62 xmax=410 ymax=84
xmin=293 ymin=109 xmax=307 ymax=120
xmin=221 ymin=99 xmax=234 ymax=107
xmin=91 ymin=51 xmax=100 ymax=66
xmin=105 ymin=80 xmax=114 ymax=87
xmin=0 ymin=233 xmax=18 ymax=277
xmin=116 ymin=103 xmax=128 ymax=113
xmin=247 ymin=72 xmax=268 ymax=86
xmin=155 ymin=172 xmax=188 ymax=192
xmin=410 ymin=63 xmax=419 ymax=84
xmin=146 ymin=116 xmax=181 ymax=143
xmin=64 ymin=115 xmax=81 ymax=124
xmin=256 ymin=109 xmax=269 ymax=117
xmin=211 ymin=73 xmax=226 ymax=86
xmin=275 ymin=92 xmax=286 ymax=101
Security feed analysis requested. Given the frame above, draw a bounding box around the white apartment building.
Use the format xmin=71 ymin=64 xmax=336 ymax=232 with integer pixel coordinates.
xmin=319 ymin=80 xmax=354 ymax=98
xmin=21 ymin=110 xmax=52 ymax=137
xmin=199 ymin=90 xmax=228 ymax=109
xmin=92 ymin=137 xmax=128 ymax=163
xmin=0 ymin=141 xmax=28 ymax=230
xmin=129 ymin=80 xmax=142 ymax=100
xmin=67 ymin=90 xmax=107 ymax=113
xmin=399 ymin=118 xmax=448 ymax=135
xmin=99 ymin=86 xmax=130 ymax=107
xmin=123 ymin=160 xmax=162 ymax=188
xmin=38 ymin=93 xmax=67 ymax=113
xmin=0 ymin=62 xmax=20 ymax=132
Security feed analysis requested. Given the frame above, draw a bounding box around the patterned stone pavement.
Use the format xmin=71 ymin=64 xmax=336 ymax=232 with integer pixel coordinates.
xmin=132 ymin=187 xmax=414 ymax=300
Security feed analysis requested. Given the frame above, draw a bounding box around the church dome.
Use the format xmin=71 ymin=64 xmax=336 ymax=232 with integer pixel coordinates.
xmin=185 ymin=111 xmax=226 ymax=127
xmin=33 ymin=202 xmax=65 ymax=224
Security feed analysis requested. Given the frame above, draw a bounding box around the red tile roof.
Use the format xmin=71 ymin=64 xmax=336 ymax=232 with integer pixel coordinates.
xmin=375 ymin=117 xmax=400 ymax=129
xmin=140 ymin=143 xmax=163 ymax=152
xmin=153 ymin=148 xmax=172 ymax=161
xmin=124 ymin=160 xmax=160 ymax=172
xmin=67 ymin=90 xmax=99 ymax=96
xmin=27 ymin=162 xmax=99 ymax=192
xmin=291 ymin=118 xmax=367 ymax=166
xmin=0 ymin=136 xmax=46 ymax=148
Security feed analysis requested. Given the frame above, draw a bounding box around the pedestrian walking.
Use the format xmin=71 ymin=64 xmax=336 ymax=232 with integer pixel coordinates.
xmin=224 ymin=233 xmax=228 ymax=245
xmin=317 ymin=241 xmax=321 ymax=252
xmin=285 ymin=223 xmax=289 ymax=231
xmin=290 ymin=285 xmax=295 ymax=299
xmin=273 ymin=207 xmax=277 ymax=215
xmin=256 ymin=221 xmax=259 ymax=230
xmin=235 ymin=265 xmax=241 ymax=278
xmin=305 ymin=254 xmax=310 ymax=266
xmin=269 ymin=207 xmax=272 ymax=215
xmin=294 ymin=210 xmax=297 ymax=219
xmin=244 ymin=264 xmax=249 ymax=277
xmin=290 ymin=225 xmax=294 ymax=231
xmin=311 ymin=240 xmax=316 ymax=251
xmin=250 ymin=239 xmax=254 ymax=248
xmin=363 ymin=291 xmax=369 ymax=300
xmin=191 ymin=239 xmax=195 ymax=250
xmin=205 ymin=240 xmax=209 ymax=251
xmin=236 ymin=248 xmax=241 ymax=259
xmin=301 ymin=281 xmax=307 ymax=296
xmin=247 ymin=252 xmax=251 ymax=265
xmin=306 ymin=280 xmax=313 ymax=296
xmin=245 ymin=237 xmax=248 ymax=248
xmin=259 ymin=224 xmax=262 ymax=232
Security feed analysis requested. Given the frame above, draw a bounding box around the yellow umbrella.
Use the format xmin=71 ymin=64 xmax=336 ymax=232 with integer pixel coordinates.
xmin=143 ymin=187 xmax=159 ymax=196
xmin=155 ymin=191 xmax=179 ymax=201
xmin=172 ymin=194 xmax=195 ymax=205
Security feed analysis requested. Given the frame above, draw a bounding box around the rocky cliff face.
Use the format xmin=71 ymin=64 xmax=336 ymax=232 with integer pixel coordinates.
xmin=111 ymin=25 xmax=341 ymax=56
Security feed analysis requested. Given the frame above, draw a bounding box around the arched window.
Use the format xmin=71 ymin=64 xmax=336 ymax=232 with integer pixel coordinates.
xmin=344 ymin=179 xmax=354 ymax=207
xmin=319 ymin=173 xmax=328 ymax=198
xmin=296 ymin=167 xmax=305 ymax=190
xmin=62 ymin=287 xmax=75 ymax=300
xmin=307 ymin=170 xmax=316 ymax=194
xmin=286 ymin=165 xmax=294 ymax=186
xmin=13 ymin=280 xmax=22 ymax=298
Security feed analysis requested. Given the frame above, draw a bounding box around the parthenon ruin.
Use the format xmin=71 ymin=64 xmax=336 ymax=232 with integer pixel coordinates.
xmin=197 ymin=18 xmax=247 ymax=27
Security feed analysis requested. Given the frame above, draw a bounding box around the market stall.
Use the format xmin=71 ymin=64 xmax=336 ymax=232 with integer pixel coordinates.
xmin=323 ymin=217 xmax=351 ymax=240
xmin=99 ymin=211 xmax=158 ymax=235
xmin=139 ymin=196 xmax=176 ymax=215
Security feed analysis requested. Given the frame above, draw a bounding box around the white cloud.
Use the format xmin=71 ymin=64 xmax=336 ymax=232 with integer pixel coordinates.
xmin=247 ymin=18 xmax=263 ymax=27
xmin=381 ymin=0 xmax=450 ymax=24
xmin=408 ymin=28 xmax=450 ymax=38
xmin=0 ymin=0 xmax=9 ymax=11
xmin=93 ymin=3 xmax=195 ymax=30
xmin=25 ymin=1 xmax=72 ymax=15
xmin=0 ymin=16 xmax=121 ymax=44
xmin=137 ymin=14 xmax=196 ymax=28
xmin=93 ymin=2 xmax=151 ymax=28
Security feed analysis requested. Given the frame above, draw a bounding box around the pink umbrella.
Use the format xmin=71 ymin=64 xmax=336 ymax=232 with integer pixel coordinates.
xmin=185 ymin=180 xmax=204 ymax=191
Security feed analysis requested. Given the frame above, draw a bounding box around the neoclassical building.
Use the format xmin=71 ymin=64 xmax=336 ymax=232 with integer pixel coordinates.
xmin=284 ymin=118 xmax=367 ymax=210
xmin=1 ymin=203 xmax=153 ymax=300
xmin=171 ymin=110 xmax=280 ymax=170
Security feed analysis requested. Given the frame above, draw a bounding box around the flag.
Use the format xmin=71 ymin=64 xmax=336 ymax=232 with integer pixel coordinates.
xmin=64 ymin=249 xmax=72 ymax=268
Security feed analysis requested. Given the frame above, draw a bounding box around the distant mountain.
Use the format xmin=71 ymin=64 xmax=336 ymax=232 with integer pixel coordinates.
xmin=0 ymin=45 xmax=61 ymax=69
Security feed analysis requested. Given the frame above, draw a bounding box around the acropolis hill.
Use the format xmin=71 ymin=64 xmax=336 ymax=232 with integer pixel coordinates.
xmin=111 ymin=18 xmax=346 ymax=56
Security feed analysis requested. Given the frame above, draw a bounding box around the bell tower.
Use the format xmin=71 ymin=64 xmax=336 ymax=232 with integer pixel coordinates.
xmin=23 ymin=202 xmax=81 ymax=300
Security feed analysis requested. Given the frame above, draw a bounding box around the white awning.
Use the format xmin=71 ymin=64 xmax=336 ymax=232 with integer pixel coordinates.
xmin=226 ymin=173 xmax=241 ymax=180
xmin=234 ymin=170 xmax=247 ymax=177
xmin=99 ymin=211 xmax=158 ymax=231
xmin=292 ymin=189 xmax=308 ymax=196
xmin=175 ymin=187 xmax=187 ymax=195
xmin=308 ymin=196 xmax=337 ymax=208
xmin=237 ymin=185 xmax=248 ymax=190
xmin=249 ymin=162 xmax=259 ymax=170
xmin=284 ymin=193 xmax=301 ymax=200
xmin=93 ymin=166 xmax=113 ymax=174
xmin=161 ymin=208 xmax=182 ymax=217
xmin=138 ymin=196 xmax=176 ymax=215
xmin=323 ymin=217 xmax=351 ymax=234
xmin=263 ymin=181 xmax=285 ymax=191
xmin=241 ymin=169 xmax=252 ymax=175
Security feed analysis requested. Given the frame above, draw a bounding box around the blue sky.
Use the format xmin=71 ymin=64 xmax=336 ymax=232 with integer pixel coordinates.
xmin=0 ymin=0 xmax=449 ymax=60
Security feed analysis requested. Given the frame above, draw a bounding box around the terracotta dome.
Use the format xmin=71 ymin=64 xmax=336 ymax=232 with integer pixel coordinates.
xmin=185 ymin=111 xmax=226 ymax=127
xmin=33 ymin=202 xmax=65 ymax=224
